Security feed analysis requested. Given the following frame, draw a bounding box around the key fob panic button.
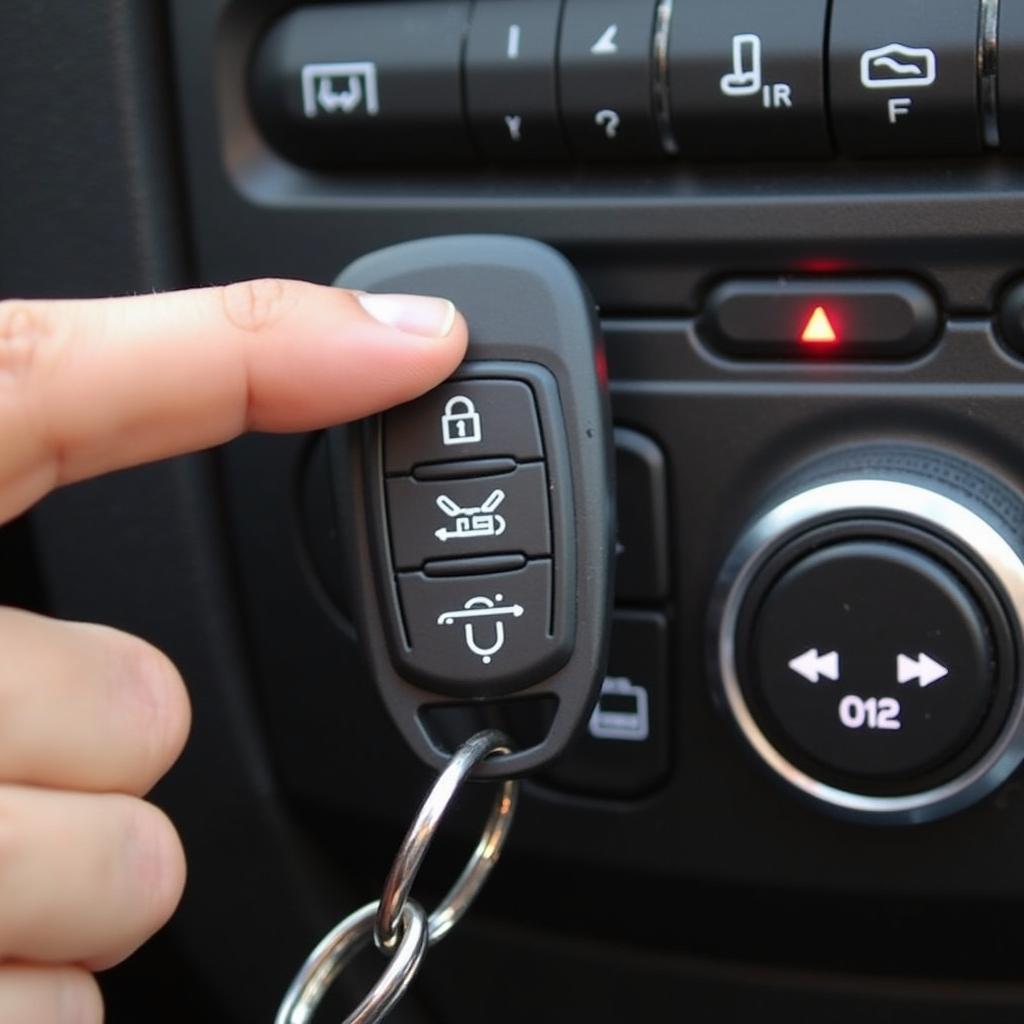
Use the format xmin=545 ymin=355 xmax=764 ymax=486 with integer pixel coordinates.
xmin=396 ymin=561 xmax=565 ymax=697
xmin=384 ymin=379 xmax=544 ymax=474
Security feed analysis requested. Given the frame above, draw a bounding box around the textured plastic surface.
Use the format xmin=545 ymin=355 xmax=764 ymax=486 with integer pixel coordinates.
xmin=329 ymin=235 xmax=615 ymax=775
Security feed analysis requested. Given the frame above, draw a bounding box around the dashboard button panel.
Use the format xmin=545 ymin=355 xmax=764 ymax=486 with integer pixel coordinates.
xmin=251 ymin=0 xmax=1005 ymax=166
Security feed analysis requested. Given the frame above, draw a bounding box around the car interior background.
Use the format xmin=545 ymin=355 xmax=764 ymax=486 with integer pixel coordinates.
xmin=7 ymin=0 xmax=1024 ymax=1020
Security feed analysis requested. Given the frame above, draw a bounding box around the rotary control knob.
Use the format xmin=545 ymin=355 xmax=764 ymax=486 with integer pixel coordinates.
xmin=712 ymin=447 xmax=1024 ymax=823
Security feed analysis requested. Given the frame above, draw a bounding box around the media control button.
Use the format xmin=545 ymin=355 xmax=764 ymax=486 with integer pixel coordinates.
xmin=667 ymin=0 xmax=830 ymax=158
xmin=752 ymin=541 xmax=994 ymax=780
xmin=829 ymin=0 xmax=982 ymax=156
xmin=557 ymin=0 xmax=662 ymax=158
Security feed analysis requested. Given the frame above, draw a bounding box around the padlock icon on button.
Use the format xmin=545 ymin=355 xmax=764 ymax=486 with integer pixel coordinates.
xmin=441 ymin=395 xmax=482 ymax=446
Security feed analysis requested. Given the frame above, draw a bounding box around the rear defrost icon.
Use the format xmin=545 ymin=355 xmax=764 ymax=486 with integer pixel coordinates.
xmin=859 ymin=43 xmax=937 ymax=89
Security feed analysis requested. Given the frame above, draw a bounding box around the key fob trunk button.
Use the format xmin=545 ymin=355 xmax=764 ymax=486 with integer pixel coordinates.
xmin=396 ymin=560 xmax=566 ymax=697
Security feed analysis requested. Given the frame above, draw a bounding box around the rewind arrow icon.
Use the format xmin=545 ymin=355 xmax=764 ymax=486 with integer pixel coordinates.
xmin=788 ymin=648 xmax=840 ymax=684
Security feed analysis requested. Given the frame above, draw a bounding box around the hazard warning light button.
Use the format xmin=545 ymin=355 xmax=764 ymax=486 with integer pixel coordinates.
xmin=700 ymin=278 xmax=938 ymax=359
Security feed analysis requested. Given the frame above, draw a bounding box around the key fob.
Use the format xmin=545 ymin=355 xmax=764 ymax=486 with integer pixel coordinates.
xmin=329 ymin=235 xmax=615 ymax=777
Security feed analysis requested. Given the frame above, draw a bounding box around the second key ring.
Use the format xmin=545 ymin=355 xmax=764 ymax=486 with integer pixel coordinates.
xmin=375 ymin=729 xmax=518 ymax=952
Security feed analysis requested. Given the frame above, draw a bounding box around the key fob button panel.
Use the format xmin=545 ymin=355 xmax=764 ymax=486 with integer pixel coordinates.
xmin=374 ymin=363 xmax=572 ymax=701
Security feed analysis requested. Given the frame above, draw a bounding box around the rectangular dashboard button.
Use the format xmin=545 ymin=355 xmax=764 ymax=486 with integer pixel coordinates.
xmin=250 ymin=2 xmax=474 ymax=167
xmin=558 ymin=0 xmax=662 ymax=159
xmin=829 ymin=0 xmax=981 ymax=157
xmin=700 ymin=278 xmax=939 ymax=359
xmin=668 ymin=0 xmax=831 ymax=158
xmin=544 ymin=612 xmax=670 ymax=798
xmin=465 ymin=0 xmax=566 ymax=159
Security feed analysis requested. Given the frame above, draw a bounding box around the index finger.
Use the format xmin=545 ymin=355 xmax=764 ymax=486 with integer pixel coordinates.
xmin=0 ymin=279 xmax=466 ymax=524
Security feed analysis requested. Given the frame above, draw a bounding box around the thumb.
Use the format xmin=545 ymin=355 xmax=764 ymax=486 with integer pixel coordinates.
xmin=0 ymin=279 xmax=467 ymax=522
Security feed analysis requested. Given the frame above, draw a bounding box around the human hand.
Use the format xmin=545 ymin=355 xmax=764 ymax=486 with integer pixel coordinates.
xmin=0 ymin=279 xmax=467 ymax=1022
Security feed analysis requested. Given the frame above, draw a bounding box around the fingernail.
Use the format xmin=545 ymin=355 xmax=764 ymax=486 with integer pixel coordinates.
xmin=357 ymin=292 xmax=457 ymax=338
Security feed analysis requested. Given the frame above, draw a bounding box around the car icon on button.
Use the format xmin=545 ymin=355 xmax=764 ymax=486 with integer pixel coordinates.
xmin=859 ymin=43 xmax=937 ymax=89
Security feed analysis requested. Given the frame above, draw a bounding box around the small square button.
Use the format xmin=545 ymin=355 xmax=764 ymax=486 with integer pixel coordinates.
xmin=387 ymin=463 xmax=551 ymax=569
xmin=396 ymin=561 xmax=565 ymax=697
xmin=384 ymin=379 xmax=544 ymax=474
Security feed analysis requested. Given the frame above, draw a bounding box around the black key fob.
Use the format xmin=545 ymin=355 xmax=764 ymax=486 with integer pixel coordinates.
xmin=329 ymin=235 xmax=615 ymax=776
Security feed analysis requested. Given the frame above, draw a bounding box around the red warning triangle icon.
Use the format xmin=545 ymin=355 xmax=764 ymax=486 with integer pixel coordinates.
xmin=801 ymin=306 xmax=837 ymax=344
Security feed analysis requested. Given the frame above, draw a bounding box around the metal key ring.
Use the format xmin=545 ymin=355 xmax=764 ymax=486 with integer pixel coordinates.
xmin=375 ymin=728 xmax=518 ymax=952
xmin=275 ymin=899 xmax=426 ymax=1024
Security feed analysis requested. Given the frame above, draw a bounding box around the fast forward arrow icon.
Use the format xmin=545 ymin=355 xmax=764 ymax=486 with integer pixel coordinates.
xmin=897 ymin=652 xmax=948 ymax=688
